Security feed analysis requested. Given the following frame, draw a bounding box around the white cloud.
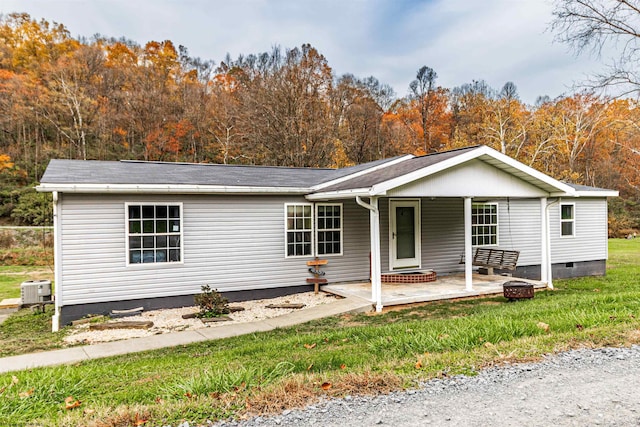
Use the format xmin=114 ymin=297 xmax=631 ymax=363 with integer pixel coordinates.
xmin=0 ymin=0 xmax=607 ymax=103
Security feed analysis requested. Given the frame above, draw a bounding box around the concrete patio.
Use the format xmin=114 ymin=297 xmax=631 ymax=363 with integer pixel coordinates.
xmin=323 ymin=273 xmax=547 ymax=308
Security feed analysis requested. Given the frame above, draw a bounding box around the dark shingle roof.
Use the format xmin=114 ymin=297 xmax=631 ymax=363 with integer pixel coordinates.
xmin=315 ymin=146 xmax=480 ymax=192
xmin=565 ymin=183 xmax=615 ymax=192
xmin=40 ymin=157 xmax=401 ymax=188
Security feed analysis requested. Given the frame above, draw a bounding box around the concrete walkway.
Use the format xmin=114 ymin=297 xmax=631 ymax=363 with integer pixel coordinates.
xmin=0 ymin=296 xmax=372 ymax=374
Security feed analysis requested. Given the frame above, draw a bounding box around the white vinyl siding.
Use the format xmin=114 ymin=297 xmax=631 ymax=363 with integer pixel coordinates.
xmin=58 ymin=195 xmax=369 ymax=306
xmin=379 ymin=197 xmax=607 ymax=274
xmin=56 ymin=194 xmax=608 ymax=307
xmin=550 ymin=198 xmax=607 ymax=263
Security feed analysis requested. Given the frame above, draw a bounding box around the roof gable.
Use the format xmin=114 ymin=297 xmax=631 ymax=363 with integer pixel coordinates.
xmin=387 ymin=159 xmax=550 ymax=198
xmin=309 ymin=145 xmax=577 ymax=199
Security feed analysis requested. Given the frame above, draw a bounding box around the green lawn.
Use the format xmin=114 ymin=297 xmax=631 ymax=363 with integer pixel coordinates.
xmin=1 ymin=239 xmax=639 ymax=426
xmin=0 ymin=266 xmax=54 ymax=301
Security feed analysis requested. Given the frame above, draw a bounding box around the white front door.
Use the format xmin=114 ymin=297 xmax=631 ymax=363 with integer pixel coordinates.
xmin=390 ymin=199 xmax=421 ymax=269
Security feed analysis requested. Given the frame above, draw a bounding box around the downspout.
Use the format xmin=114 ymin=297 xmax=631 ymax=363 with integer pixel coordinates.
xmin=544 ymin=198 xmax=561 ymax=290
xmin=52 ymin=191 xmax=62 ymax=332
xmin=356 ymin=196 xmax=383 ymax=312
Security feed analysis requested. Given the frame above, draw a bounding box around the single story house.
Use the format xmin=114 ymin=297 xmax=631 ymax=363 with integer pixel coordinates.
xmin=37 ymin=145 xmax=618 ymax=330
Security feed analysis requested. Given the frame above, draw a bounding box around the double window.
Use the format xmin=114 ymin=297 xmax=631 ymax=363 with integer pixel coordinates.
xmin=471 ymin=203 xmax=498 ymax=246
xmin=560 ymin=203 xmax=575 ymax=237
xmin=127 ymin=204 xmax=182 ymax=264
xmin=285 ymin=203 xmax=342 ymax=257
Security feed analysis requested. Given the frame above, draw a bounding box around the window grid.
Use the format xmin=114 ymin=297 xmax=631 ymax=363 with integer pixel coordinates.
xmin=316 ymin=204 xmax=342 ymax=256
xmin=127 ymin=204 xmax=181 ymax=264
xmin=286 ymin=204 xmax=313 ymax=257
xmin=560 ymin=203 xmax=575 ymax=237
xmin=471 ymin=203 xmax=498 ymax=246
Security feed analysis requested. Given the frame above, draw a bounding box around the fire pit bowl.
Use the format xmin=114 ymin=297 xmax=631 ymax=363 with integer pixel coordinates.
xmin=503 ymin=281 xmax=534 ymax=301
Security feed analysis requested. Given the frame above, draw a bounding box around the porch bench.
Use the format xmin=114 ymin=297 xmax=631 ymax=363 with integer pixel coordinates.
xmin=461 ymin=248 xmax=520 ymax=275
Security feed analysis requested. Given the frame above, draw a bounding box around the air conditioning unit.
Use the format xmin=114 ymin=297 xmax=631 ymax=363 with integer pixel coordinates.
xmin=21 ymin=280 xmax=52 ymax=305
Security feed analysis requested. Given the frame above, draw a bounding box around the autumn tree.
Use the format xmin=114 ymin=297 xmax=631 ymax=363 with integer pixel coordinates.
xmin=449 ymin=80 xmax=495 ymax=148
xmin=409 ymin=66 xmax=443 ymax=153
xmin=481 ymin=82 xmax=529 ymax=157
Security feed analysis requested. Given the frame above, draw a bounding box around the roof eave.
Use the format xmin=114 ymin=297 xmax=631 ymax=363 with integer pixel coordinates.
xmin=572 ymin=190 xmax=619 ymax=197
xmin=35 ymin=183 xmax=311 ymax=195
xmin=306 ymin=188 xmax=373 ymax=200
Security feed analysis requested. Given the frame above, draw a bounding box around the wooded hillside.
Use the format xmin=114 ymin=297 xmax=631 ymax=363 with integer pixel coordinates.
xmin=1 ymin=13 xmax=638 ymax=232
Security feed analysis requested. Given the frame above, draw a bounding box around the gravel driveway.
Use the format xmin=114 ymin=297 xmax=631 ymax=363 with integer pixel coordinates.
xmin=216 ymin=346 xmax=640 ymax=427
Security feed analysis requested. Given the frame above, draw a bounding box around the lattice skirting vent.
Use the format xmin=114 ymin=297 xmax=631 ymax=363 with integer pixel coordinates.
xmin=381 ymin=270 xmax=437 ymax=284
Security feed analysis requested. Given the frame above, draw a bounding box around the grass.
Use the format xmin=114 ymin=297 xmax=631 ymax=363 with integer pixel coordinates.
xmin=0 ymin=239 xmax=639 ymax=426
xmin=0 ymin=265 xmax=54 ymax=301
xmin=0 ymin=305 xmax=67 ymax=357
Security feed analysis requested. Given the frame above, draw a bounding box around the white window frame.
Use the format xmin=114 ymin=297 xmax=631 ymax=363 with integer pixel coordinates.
xmin=284 ymin=203 xmax=314 ymax=258
xmin=284 ymin=202 xmax=344 ymax=258
xmin=315 ymin=203 xmax=343 ymax=257
xmin=560 ymin=202 xmax=576 ymax=238
xmin=125 ymin=202 xmax=184 ymax=266
xmin=471 ymin=202 xmax=499 ymax=247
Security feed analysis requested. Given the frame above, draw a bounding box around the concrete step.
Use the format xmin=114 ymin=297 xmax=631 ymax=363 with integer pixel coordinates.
xmin=0 ymin=298 xmax=21 ymax=309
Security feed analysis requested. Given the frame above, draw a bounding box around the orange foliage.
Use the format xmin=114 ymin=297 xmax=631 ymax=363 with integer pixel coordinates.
xmin=0 ymin=154 xmax=14 ymax=170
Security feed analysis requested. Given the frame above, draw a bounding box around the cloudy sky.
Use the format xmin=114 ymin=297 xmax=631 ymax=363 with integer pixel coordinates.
xmin=1 ymin=0 xmax=603 ymax=104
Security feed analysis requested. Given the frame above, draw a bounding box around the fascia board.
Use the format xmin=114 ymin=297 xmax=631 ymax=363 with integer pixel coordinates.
xmin=35 ymin=183 xmax=310 ymax=194
xmin=573 ymin=190 xmax=619 ymax=197
xmin=306 ymin=189 xmax=372 ymax=200
xmin=311 ymin=154 xmax=414 ymax=191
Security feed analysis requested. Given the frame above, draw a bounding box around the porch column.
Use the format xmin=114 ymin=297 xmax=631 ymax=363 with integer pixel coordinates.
xmin=540 ymin=197 xmax=549 ymax=286
xmin=464 ymin=196 xmax=473 ymax=291
xmin=369 ymin=197 xmax=383 ymax=312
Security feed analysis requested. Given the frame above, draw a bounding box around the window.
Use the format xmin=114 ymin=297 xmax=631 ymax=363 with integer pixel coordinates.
xmin=560 ymin=203 xmax=575 ymax=237
xmin=471 ymin=203 xmax=498 ymax=246
xmin=286 ymin=204 xmax=313 ymax=257
xmin=127 ymin=204 xmax=182 ymax=264
xmin=285 ymin=203 xmax=343 ymax=257
xmin=316 ymin=204 xmax=342 ymax=256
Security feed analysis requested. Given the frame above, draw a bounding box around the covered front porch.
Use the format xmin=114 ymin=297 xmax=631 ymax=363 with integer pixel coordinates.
xmin=309 ymin=147 xmax=575 ymax=312
xmin=323 ymin=273 xmax=546 ymax=307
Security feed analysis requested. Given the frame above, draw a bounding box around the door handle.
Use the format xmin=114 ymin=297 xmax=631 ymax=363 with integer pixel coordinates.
xmin=392 ymin=232 xmax=396 ymax=239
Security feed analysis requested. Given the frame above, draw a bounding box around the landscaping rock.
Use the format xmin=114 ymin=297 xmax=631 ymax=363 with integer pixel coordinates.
xmin=265 ymin=303 xmax=305 ymax=309
xmin=89 ymin=321 xmax=154 ymax=330
xmin=200 ymin=316 xmax=232 ymax=323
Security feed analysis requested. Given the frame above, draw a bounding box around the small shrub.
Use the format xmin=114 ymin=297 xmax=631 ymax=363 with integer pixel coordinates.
xmin=194 ymin=285 xmax=230 ymax=318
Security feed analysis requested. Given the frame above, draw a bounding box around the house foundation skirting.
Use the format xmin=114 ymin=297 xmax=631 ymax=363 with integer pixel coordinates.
xmin=503 ymin=259 xmax=606 ymax=281
xmin=381 ymin=271 xmax=437 ymax=284
xmin=58 ymin=284 xmax=315 ymax=326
